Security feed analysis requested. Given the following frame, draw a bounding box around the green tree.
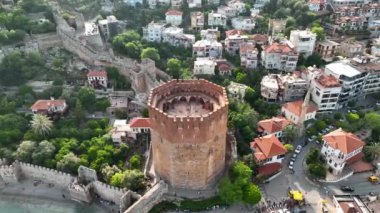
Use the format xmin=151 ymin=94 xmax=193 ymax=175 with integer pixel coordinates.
xmin=101 ymin=164 xmax=121 ymax=182
xmin=308 ymin=163 xmax=326 ymax=179
xmin=77 ymin=87 xmax=96 ymax=110
xmin=16 ymin=141 xmax=37 ymax=162
xmin=30 ymin=114 xmax=53 ymax=137
xmin=74 ymin=99 xmax=85 ymax=121
xmin=363 ymin=143 xmax=380 ymax=162
xmin=166 ymin=58 xmax=182 ymax=78
xmin=57 ymin=152 xmax=82 ymax=174
xmin=346 ymin=113 xmax=360 ymax=123
xmin=284 ymin=144 xmax=294 ymax=152
xmin=311 ymin=26 xmax=325 ymax=41
xmin=129 ymin=154 xmax=142 ymax=169
xmin=95 ymin=98 xmax=111 ymax=111
xmin=111 ymin=169 xmax=146 ymax=191
xmin=243 ymin=184 xmax=262 ymax=205
xmin=218 ymin=177 xmax=243 ymax=204
xmin=282 ymin=125 xmax=297 ymax=143
xmin=141 ymin=47 xmax=160 ymax=62
xmin=32 ymin=140 xmax=56 ymax=166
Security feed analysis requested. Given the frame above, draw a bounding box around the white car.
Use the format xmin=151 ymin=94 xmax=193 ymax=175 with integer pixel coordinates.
xmin=376 ymin=102 xmax=380 ymax=106
xmin=295 ymin=145 xmax=302 ymax=154
xmin=288 ymin=164 xmax=293 ymax=170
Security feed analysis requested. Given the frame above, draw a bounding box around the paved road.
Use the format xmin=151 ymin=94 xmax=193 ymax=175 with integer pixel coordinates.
xmin=326 ymin=171 xmax=380 ymax=196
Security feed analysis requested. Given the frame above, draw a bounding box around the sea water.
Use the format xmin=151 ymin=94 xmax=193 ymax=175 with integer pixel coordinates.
xmin=0 ymin=194 xmax=107 ymax=213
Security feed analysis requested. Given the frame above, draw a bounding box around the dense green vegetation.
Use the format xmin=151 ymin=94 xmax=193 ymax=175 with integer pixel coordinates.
xmin=306 ymin=148 xmax=326 ymax=179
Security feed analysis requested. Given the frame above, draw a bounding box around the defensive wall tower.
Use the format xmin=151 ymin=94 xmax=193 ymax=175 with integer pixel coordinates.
xmin=148 ymin=79 xmax=228 ymax=189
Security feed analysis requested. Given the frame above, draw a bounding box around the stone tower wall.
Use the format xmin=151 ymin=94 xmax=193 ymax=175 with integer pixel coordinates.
xmin=148 ymin=80 xmax=228 ymax=189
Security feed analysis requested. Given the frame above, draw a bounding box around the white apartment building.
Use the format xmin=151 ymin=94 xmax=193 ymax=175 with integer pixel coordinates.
xmin=350 ymin=58 xmax=380 ymax=95
xmin=321 ymin=128 xmax=365 ymax=175
xmin=231 ymin=16 xmax=256 ymax=31
xmin=262 ymin=43 xmax=299 ymax=72
xmin=371 ymin=37 xmax=380 ymax=56
xmin=165 ymin=10 xmax=183 ymax=26
xmin=123 ymin=0 xmax=143 ymax=6
xmin=193 ymin=58 xmax=216 ymax=75
xmin=227 ymin=81 xmax=249 ymax=100
xmin=339 ymin=39 xmax=364 ymax=58
xmin=190 ymin=12 xmax=204 ymax=30
xmin=162 ymin=27 xmax=195 ymax=48
xmin=142 ymin=21 xmax=165 ymax=42
xmin=253 ymin=0 xmax=269 ymax=10
xmin=310 ymin=73 xmax=342 ymax=113
xmin=200 ymin=28 xmax=220 ymax=41
xmin=329 ymin=0 xmax=366 ymax=8
xmin=289 ymin=29 xmax=317 ymax=57
xmin=225 ymin=34 xmax=248 ymax=55
xmin=228 ymin=0 xmax=246 ymax=14
xmin=325 ymin=61 xmax=368 ymax=108
xmin=188 ymin=0 xmax=202 ymax=8
xmin=208 ymin=12 xmax=227 ymax=28
xmin=193 ymin=39 xmax=223 ymax=58
xmin=208 ymin=0 xmax=220 ymax=5
xmin=239 ymin=43 xmax=258 ymax=69
xmin=217 ymin=5 xmax=237 ymax=18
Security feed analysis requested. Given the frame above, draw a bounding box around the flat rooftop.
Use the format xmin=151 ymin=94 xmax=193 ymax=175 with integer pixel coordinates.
xmin=326 ymin=61 xmax=361 ymax=78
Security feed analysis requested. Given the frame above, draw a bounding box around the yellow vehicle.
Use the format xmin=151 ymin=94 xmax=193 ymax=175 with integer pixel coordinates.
xmin=368 ymin=175 xmax=379 ymax=183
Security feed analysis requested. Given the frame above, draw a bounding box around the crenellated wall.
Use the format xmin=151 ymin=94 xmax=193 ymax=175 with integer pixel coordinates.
xmin=148 ymin=79 xmax=229 ymax=189
xmin=91 ymin=180 xmax=128 ymax=205
xmin=18 ymin=162 xmax=74 ymax=186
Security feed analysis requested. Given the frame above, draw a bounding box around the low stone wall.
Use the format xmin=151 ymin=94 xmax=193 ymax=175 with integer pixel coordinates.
xmin=124 ymin=181 xmax=168 ymax=213
xmin=91 ymin=180 xmax=127 ymax=205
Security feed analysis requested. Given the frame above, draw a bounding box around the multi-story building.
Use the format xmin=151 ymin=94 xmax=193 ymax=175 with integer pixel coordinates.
xmin=193 ymin=58 xmax=217 ymax=75
xmin=329 ymin=0 xmax=366 ymax=8
xmin=31 ymin=99 xmax=68 ymax=115
xmin=247 ymin=34 xmax=268 ymax=46
xmin=321 ymin=128 xmax=365 ymax=175
xmin=239 ymin=43 xmax=258 ymax=69
xmin=250 ymin=134 xmax=287 ymax=165
xmin=261 ymin=42 xmax=299 ymax=72
xmin=208 ymin=12 xmax=227 ymax=28
xmin=165 ymin=10 xmax=183 ymax=26
xmin=217 ymin=5 xmax=237 ymax=18
xmin=87 ymin=70 xmax=108 ymax=88
xmin=257 ymin=116 xmax=292 ymax=138
xmin=142 ymin=21 xmax=165 ymax=42
xmin=225 ymin=33 xmax=248 ymax=55
xmin=253 ymin=0 xmax=269 ymax=10
xmin=339 ymin=39 xmax=364 ymax=57
xmin=231 ymin=16 xmax=256 ymax=31
xmin=289 ymin=29 xmax=317 ymax=57
xmin=371 ymin=36 xmax=380 ymax=56
xmin=281 ymin=100 xmax=318 ymax=124
xmin=215 ymin=59 xmax=233 ymax=75
xmin=188 ymin=0 xmax=202 ymax=8
xmin=325 ymin=60 xmax=368 ymax=108
xmin=162 ymin=27 xmax=195 ymax=48
xmin=200 ymin=28 xmax=220 ymax=41
xmin=123 ymin=0 xmax=143 ymax=6
xmin=260 ymin=74 xmax=308 ymax=102
xmin=190 ymin=12 xmax=204 ymax=31
xmin=335 ymin=16 xmax=367 ymax=32
xmin=193 ymin=39 xmax=223 ymax=58
xmin=98 ymin=15 xmax=120 ymax=41
xmin=310 ymin=72 xmax=342 ymax=113
xmin=308 ymin=0 xmax=326 ymax=12
xmin=314 ymin=39 xmax=340 ymax=61
xmin=227 ymin=81 xmax=249 ymax=100
xmin=228 ymin=0 xmax=246 ymax=15
xmin=350 ymin=58 xmax=380 ymax=95
xmin=333 ymin=195 xmax=372 ymax=213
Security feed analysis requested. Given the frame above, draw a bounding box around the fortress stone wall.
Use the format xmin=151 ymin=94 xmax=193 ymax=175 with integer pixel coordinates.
xmin=148 ymin=80 xmax=229 ymax=190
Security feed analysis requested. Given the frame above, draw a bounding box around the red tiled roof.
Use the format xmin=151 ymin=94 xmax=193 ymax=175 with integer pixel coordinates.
xmin=265 ymin=43 xmax=295 ymax=54
xmin=225 ymin=29 xmax=245 ymax=37
xmin=166 ymin=10 xmax=183 ymax=16
xmin=316 ymin=74 xmax=341 ymax=88
xmin=31 ymin=100 xmax=66 ymax=111
xmin=282 ymin=100 xmax=318 ymax=117
xmin=323 ymin=128 xmax=365 ymax=154
xmin=87 ymin=71 xmax=107 ymax=78
xmin=129 ymin=118 xmax=151 ymax=128
xmin=309 ymin=0 xmax=325 ymax=4
xmin=258 ymin=116 xmax=292 ymax=134
xmin=250 ymin=134 xmax=287 ymax=161
xmin=218 ymin=63 xmax=231 ymax=72
xmin=258 ymin=163 xmax=282 ymax=176
xmin=249 ymin=34 xmax=268 ymax=44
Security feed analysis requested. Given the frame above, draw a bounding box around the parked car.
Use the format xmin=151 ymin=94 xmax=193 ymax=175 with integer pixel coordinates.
xmin=291 ymin=154 xmax=297 ymax=161
xmin=288 ymin=164 xmax=293 ymax=170
xmin=368 ymin=175 xmax=379 ymax=183
xmin=340 ymin=186 xmax=354 ymax=192
xmin=376 ymin=102 xmax=380 ymax=106
xmin=295 ymin=145 xmax=302 ymax=154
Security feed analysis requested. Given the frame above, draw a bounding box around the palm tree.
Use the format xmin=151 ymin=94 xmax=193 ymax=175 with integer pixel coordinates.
xmin=30 ymin=114 xmax=53 ymax=136
xmin=364 ymin=143 xmax=380 ymax=161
